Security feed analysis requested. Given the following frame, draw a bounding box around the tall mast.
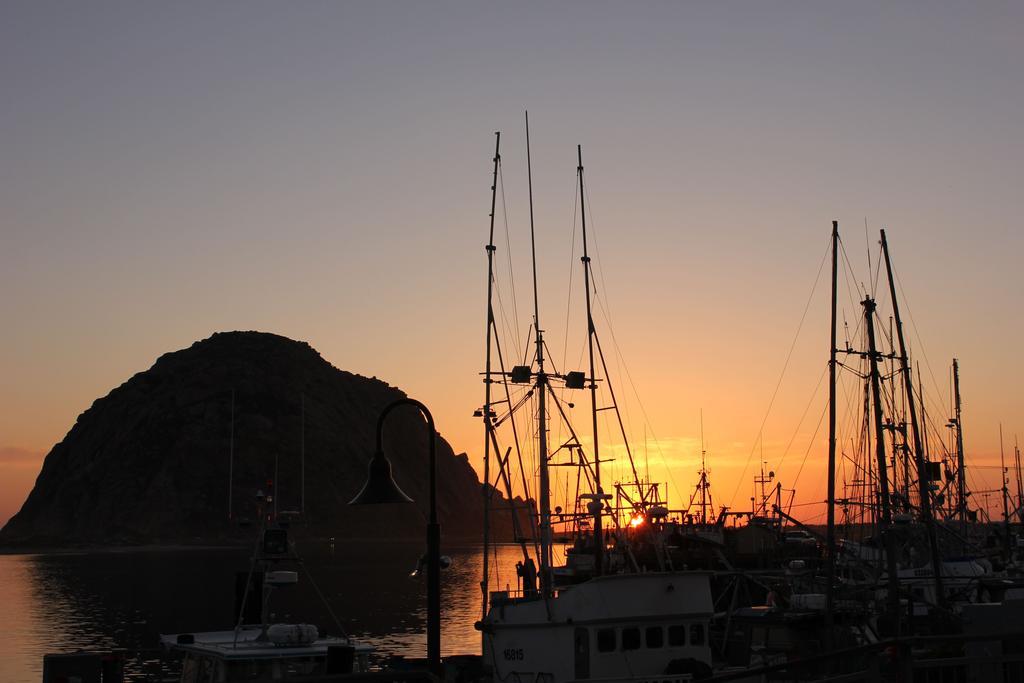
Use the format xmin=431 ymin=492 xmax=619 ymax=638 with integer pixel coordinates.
xmin=880 ymin=229 xmax=944 ymax=605
xmin=481 ymin=131 xmax=501 ymax=616
xmin=919 ymin=364 xmax=930 ymax=481
xmin=826 ymin=221 xmax=838 ymax=630
xmin=700 ymin=410 xmax=707 ymax=525
xmin=953 ymin=358 xmax=967 ymax=530
xmin=1001 ymin=423 xmax=1011 ymax=560
xmin=864 ymin=295 xmax=901 ymax=632
xmin=577 ymin=144 xmax=604 ymax=575
xmin=1015 ymin=436 xmax=1023 ymax=521
xmin=526 ymin=112 xmax=553 ymax=594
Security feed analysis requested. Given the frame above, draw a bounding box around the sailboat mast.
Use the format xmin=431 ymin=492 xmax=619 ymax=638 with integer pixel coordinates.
xmin=826 ymin=221 xmax=838 ymax=628
xmin=526 ymin=113 xmax=553 ymax=594
xmin=919 ymin=364 xmax=929 ymax=477
xmin=863 ymin=295 xmax=901 ymax=632
xmin=1015 ymin=437 xmax=1023 ymax=521
xmin=700 ymin=410 xmax=707 ymax=525
xmin=953 ymin=358 xmax=966 ymax=528
xmin=1001 ymin=423 xmax=1011 ymax=559
xmin=880 ymin=229 xmax=944 ymax=605
xmin=577 ymin=145 xmax=604 ymax=575
xmin=481 ymin=131 xmax=501 ymax=615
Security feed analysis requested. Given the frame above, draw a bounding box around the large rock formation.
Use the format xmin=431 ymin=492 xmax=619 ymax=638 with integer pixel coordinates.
xmin=1 ymin=332 xmax=525 ymax=546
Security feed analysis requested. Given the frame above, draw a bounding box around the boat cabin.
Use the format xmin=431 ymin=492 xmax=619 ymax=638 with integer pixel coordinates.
xmin=483 ymin=572 xmax=713 ymax=683
xmin=163 ymin=626 xmax=373 ymax=682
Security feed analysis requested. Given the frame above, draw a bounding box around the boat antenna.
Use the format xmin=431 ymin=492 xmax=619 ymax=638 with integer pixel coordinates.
xmin=864 ymin=217 xmax=872 ymax=293
xmin=880 ymin=229 xmax=944 ymax=606
xmin=578 ymin=143 xmax=604 ymax=575
xmin=526 ymin=111 xmax=553 ymax=595
xmin=481 ymin=130 xmax=501 ymax=617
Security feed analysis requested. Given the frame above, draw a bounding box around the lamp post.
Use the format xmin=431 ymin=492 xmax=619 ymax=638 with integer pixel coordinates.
xmin=349 ymin=397 xmax=440 ymax=675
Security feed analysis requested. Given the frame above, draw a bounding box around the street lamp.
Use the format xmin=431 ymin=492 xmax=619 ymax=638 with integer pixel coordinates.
xmin=349 ymin=397 xmax=441 ymax=675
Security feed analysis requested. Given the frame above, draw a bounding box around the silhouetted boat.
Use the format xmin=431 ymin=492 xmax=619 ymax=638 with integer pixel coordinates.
xmin=475 ymin=123 xmax=716 ymax=683
xmin=158 ymin=525 xmax=374 ymax=682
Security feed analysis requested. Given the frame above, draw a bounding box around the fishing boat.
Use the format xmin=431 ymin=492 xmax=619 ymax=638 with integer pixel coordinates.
xmin=42 ymin=515 xmax=377 ymax=683
xmin=474 ymin=122 xmax=716 ymax=683
xmin=482 ymin=572 xmax=714 ymax=682
xmin=158 ymin=508 xmax=375 ymax=682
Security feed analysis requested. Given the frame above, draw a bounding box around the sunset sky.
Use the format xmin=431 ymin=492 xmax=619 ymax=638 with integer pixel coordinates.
xmin=2 ymin=2 xmax=1022 ymax=528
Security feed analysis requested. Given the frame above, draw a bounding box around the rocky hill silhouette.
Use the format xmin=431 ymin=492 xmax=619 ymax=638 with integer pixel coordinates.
xmin=0 ymin=332 xmax=529 ymax=546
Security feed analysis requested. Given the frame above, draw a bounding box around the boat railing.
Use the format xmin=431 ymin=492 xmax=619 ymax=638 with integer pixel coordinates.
xmin=489 ymin=589 xmax=548 ymax=606
xmin=42 ymin=648 xmax=443 ymax=683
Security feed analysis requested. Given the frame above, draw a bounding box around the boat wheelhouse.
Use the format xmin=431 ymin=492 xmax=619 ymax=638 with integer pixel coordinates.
xmin=481 ymin=572 xmax=713 ymax=683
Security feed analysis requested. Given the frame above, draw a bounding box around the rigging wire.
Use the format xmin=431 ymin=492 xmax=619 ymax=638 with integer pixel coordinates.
xmin=774 ymin=363 xmax=829 ymax=475
xmin=498 ymin=158 xmax=523 ymax=362
xmin=580 ymin=181 xmax=678 ymax=499
xmin=727 ymin=233 xmax=832 ymax=508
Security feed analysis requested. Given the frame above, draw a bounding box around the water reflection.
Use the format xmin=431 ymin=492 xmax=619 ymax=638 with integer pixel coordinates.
xmin=0 ymin=543 xmax=527 ymax=682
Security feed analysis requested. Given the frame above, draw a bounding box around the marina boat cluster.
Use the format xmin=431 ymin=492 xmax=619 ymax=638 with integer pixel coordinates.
xmin=42 ymin=127 xmax=1024 ymax=682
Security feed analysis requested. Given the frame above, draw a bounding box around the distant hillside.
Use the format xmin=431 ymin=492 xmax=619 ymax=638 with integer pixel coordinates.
xmin=0 ymin=331 xmax=528 ymax=547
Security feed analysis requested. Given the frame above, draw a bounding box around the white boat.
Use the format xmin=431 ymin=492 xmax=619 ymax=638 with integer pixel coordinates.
xmin=481 ymin=572 xmax=714 ymax=683
xmin=161 ymin=626 xmax=373 ymax=682
xmin=476 ymin=131 xmax=716 ymax=683
xmin=159 ymin=514 xmax=375 ymax=682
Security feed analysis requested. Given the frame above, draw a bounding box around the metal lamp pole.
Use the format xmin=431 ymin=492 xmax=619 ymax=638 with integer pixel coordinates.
xmin=350 ymin=397 xmax=440 ymax=674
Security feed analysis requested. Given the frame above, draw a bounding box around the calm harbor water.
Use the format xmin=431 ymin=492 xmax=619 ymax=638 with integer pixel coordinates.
xmin=0 ymin=541 xmax=532 ymax=683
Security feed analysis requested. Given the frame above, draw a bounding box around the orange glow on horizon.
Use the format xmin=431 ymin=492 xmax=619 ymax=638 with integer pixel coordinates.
xmin=1 ymin=5 xmax=1022 ymax=531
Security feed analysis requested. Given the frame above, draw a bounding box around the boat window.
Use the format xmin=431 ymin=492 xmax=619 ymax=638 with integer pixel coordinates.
xmin=645 ymin=626 xmax=663 ymax=649
xmin=226 ymin=660 xmax=272 ymax=680
xmin=690 ymin=624 xmax=705 ymax=646
xmin=668 ymin=625 xmax=685 ymax=647
xmin=285 ymin=656 xmax=325 ymax=676
xmin=597 ymin=628 xmax=616 ymax=653
xmin=622 ymin=627 xmax=641 ymax=651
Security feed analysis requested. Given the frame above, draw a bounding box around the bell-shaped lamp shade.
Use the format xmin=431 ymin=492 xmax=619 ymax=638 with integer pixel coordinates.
xmin=349 ymin=452 xmax=414 ymax=505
